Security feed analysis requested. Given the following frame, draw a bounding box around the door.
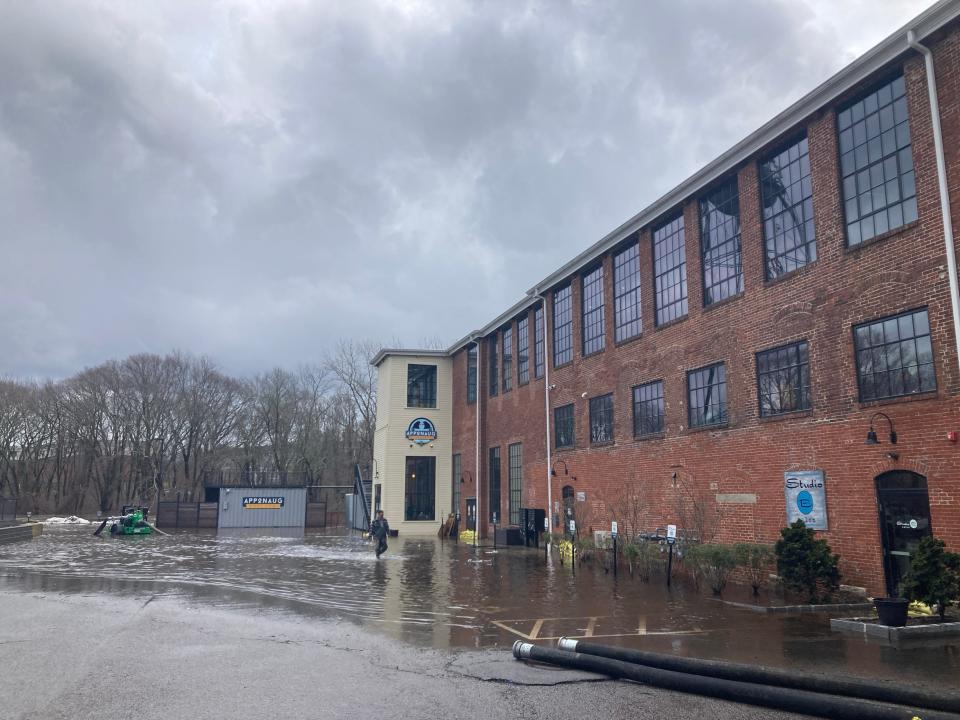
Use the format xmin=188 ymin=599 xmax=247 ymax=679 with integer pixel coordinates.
xmin=465 ymin=498 xmax=476 ymax=531
xmin=876 ymin=471 xmax=932 ymax=596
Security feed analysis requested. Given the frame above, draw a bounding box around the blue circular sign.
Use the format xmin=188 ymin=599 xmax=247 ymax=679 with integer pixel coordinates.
xmin=796 ymin=490 xmax=814 ymax=515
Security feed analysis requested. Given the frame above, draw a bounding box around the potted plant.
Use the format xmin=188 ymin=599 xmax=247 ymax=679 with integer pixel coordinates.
xmin=873 ymin=595 xmax=910 ymax=627
xmin=901 ymin=536 xmax=960 ymax=622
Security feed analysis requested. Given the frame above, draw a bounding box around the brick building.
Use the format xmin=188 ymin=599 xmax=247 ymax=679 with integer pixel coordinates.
xmin=372 ymin=1 xmax=960 ymax=596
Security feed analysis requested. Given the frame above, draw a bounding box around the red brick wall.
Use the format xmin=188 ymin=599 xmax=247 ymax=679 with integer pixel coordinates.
xmin=450 ymin=24 xmax=960 ymax=595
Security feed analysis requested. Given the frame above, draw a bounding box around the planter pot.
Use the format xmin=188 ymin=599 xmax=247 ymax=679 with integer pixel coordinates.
xmin=874 ymin=597 xmax=909 ymax=627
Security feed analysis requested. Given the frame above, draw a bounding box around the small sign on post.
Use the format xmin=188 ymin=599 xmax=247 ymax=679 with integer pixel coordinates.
xmin=666 ymin=524 xmax=677 ymax=544
xmin=611 ymin=521 xmax=618 ymax=537
xmin=544 ymin=516 xmax=549 ymax=531
xmin=665 ymin=524 xmax=677 ymax=587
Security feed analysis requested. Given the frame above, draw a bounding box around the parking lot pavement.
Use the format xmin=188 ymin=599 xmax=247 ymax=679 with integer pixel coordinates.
xmin=0 ymin=588 xmax=813 ymax=720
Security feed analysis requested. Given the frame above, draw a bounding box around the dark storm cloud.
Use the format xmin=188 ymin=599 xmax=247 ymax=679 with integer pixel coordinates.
xmin=0 ymin=0 xmax=926 ymax=377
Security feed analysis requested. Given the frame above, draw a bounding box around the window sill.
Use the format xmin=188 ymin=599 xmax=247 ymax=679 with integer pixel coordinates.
xmin=553 ymin=361 xmax=574 ymax=371
xmin=590 ymin=440 xmax=615 ymax=448
xmin=757 ymin=409 xmax=813 ymax=424
xmin=406 ymin=405 xmax=438 ymax=410
xmin=403 ymin=519 xmax=439 ymax=523
xmin=845 ymin=220 xmax=919 ymax=254
xmin=685 ymin=421 xmax=730 ymax=435
xmin=654 ymin=314 xmax=689 ymax=332
xmin=858 ymin=389 xmax=938 ymax=409
xmin=702 ymin=292 xmax=744 ymax=314
xmin=554 ymin=445 xmax=575 ymax=452
xmin=764 ymin=261 xmax=817 ymax=288
xmin=581 ymin=348 xmax=606 ymax=360
xmin=633 ymin=432 xmax=665 ymax=441
xmin=615 ymin=332 xmax=644 ymax=349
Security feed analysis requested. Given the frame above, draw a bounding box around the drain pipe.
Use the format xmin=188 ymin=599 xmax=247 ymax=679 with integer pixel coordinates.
xmin=528 ymin=289 xmax=552 ymax=556
xmin=513 ymin=642 xmax=956 ymax=720
xmin=908 ymin=29 xmax=960 ymax=376
xmin=556 ymin=637 xmax=960 ymax=714
xmin=474 ymin=335 xmax=482 ymax=548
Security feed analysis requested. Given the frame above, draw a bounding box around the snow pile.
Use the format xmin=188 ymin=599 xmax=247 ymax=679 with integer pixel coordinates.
xmin=44 ymin=515 xmax=92 ymax=524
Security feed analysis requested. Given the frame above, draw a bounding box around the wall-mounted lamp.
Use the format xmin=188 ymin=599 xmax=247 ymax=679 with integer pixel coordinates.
xmin=461 ymin=471 xmax=472 ymax=485
xmin=551 ymin=459 xmax=569 ymax=477
xmin=886 ymin=451 xmax=900 ymax=461
xmin=866 ymin=412 xmax=897 ymax=445
xmin=371 ymin=458 xmax=380 ymax=480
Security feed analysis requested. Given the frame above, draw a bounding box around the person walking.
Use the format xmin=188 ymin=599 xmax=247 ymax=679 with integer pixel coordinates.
xmin=370 ymin=510 xmax=390 ymax=558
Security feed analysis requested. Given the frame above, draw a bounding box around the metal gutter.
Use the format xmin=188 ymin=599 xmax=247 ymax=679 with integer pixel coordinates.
xmin=443 ymin=0 xmax=960 ymax=357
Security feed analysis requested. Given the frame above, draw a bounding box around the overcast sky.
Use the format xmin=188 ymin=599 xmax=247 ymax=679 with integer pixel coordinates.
xmin=0 ymin=0 xmax=929 ymax=379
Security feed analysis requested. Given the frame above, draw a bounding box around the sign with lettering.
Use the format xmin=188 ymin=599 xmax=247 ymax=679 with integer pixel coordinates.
xmin=784 ymin=470 xmax=828 ymax=530
xmin=611 ymin=521 xmax=618 ymax=537
xmin=405 ymin=417 xmax=438 ymax=445
xmin=243 ymin=496 xmax=285 ymax=509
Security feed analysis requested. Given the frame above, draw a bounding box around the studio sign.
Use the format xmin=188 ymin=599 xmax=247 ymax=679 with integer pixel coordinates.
xmin=784 ymin=470 xmax=828 ymax=531
xmin=405 ymin=417 xmax=438 ymax=445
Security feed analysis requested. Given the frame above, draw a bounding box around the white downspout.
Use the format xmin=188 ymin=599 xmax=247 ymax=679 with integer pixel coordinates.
xmin=530 ymin=290 xmax=553 ymax=555
xmin=474 ymin=337 xmax=482 ymax=548
xmin=908 ymin=29 xmax=960 ymax=375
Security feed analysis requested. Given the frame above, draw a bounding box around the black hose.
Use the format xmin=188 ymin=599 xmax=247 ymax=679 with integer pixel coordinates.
xmin=558 ymin=637 xmax=960 ymax=715
xmin=513 ymin=641 xmax=960 ymax=720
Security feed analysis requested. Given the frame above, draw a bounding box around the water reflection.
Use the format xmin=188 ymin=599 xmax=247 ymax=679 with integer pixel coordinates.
xmin=0 ymin=525 xmax=957 ymax=689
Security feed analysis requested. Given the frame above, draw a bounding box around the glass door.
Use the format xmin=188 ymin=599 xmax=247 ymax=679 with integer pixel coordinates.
xmin=876 ymin=471 xmax=932 ymax=596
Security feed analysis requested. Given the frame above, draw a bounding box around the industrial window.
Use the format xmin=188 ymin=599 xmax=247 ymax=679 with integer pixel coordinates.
xmin=688 ymin=362 xmax=728 ymax=428
xmin=554 ymin=404 xmax=574 ymax=449
xmin=452 ymin=453 xmax=461 ymax=515
xmin=589 ymin=393 xmax=614 ymax=444
xmin=854 ymin=308 xmax=935 ymax=401
xmin=488 ymin=335 xmax=498 ymax=397
xmin=582 ymin=265 xmax=605 ymax=355
xmin=534 ymin=305 xmax=545 ymax=379
xmin=632 ymin=380 xmax=664 ymax=436
xmin=614 ymin=240 xmax=642 ymax=342
xmin=761 ymin=136 xmax=816 ymax=279
xmin=405 ymin=456 xmax=435 ymax=521
xmin=466 ymin=345 xmax=477 ymax=404
xmin=508 ymin=443 xmax=522 ymax=526
xmin=653 ymin=214 xmax=687 ymax=325
xmin=553 ymin=285 xmax=573 ymax=366
xmin=406 ymin=364 xmax=437 ymax=408
xmin=700 ymin=179 xmax=743 ymax=306
xmin=757 ymin=341 xmax=811 ymax=416
xmin=488 ymin=446 xmax=501 ymax=523
xmin=839 ymin=75 xmax=916 ymax=246
xmin=517 ymin=315 xmax=530 ymax=385
xmin=502 ymin=325 xmax=513 ymax=392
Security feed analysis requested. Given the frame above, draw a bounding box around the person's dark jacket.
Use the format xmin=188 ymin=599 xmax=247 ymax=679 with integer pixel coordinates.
xmin=371 ymin=517 xmax=390 ymax=540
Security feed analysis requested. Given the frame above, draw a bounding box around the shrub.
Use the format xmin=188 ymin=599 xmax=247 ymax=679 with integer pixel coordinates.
xmin=775 ymin=520 xmax=840 ymax=603
xmin=575 ymin=537 xmax=596 ymax=562
xmin=734 ymin=543 xmax=775 ymax=595
xmin=685 ymin=543 xmax=738 ymax=595
xmin=901 ymin=536 xmax=960 ymax=621
xmin=623 ymin=542 xmax=663 ymax=582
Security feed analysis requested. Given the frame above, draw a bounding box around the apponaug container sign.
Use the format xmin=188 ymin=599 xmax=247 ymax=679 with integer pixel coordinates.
xmin=783 ymin=470 xmax=827 ymax=530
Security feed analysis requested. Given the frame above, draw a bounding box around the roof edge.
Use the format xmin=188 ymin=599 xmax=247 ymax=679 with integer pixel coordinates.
xmin=369 ymin=348 xmax=450 ymax=367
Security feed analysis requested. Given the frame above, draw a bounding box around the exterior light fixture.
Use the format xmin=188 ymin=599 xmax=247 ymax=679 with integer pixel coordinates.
xmin=866 ymin=412 xmax=897 ymax=445
xmin=551 ymin=459 xmax=569 ymax=477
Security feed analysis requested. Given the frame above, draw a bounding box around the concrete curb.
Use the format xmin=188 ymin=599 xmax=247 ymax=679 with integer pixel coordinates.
xmin=831 ymin=616 xmax=960 ymax=642
xmin=0 ymin=522 xmax=43 ymax=546
xmin=717 ymin=598 xmax=874 ymax=615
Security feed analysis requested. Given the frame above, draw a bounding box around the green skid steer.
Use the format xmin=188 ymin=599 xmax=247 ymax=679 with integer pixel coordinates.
xmin=94 ymin=506 xmax=153 ymax=536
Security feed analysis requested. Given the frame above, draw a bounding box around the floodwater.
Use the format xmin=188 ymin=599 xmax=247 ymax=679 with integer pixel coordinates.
xmin=1 ymin=525 xmax=958 ymax=690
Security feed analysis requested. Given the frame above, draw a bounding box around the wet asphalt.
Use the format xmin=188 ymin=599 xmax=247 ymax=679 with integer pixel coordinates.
xmin=0 ymin=525 xmax=958 ymax=718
